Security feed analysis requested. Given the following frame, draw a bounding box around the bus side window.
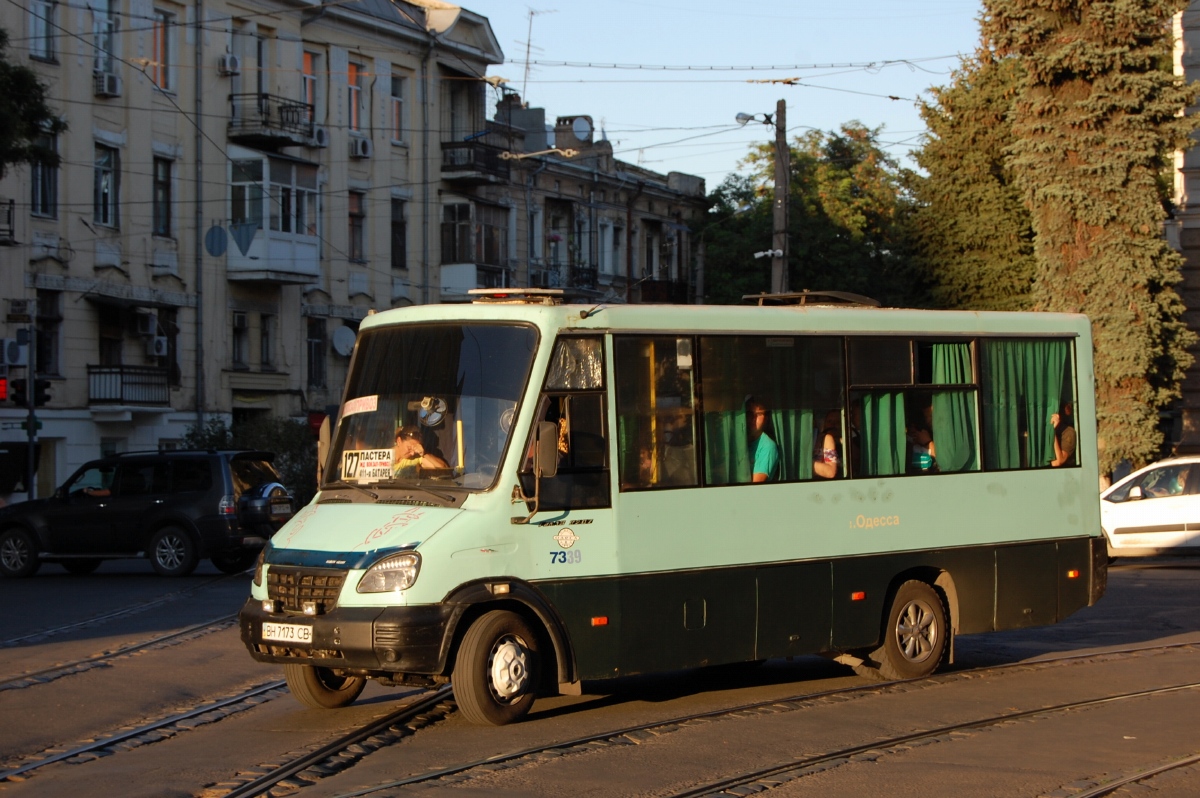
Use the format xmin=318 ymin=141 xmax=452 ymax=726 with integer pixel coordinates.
xmin=614 ymin=336 xmax=699 ymax=491
xmin=981 ymin=339 xmax=1076 ymax=470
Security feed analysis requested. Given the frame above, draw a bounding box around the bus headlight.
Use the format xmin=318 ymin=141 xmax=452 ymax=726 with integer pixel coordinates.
xmin=357 ymin=552 xmax=421 ymax=593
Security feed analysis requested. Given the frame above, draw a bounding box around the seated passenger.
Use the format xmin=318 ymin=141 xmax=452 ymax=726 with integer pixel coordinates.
xmin=746 ymin=397 xmax=779 ymax=483
xmin=908 ymin=424 xmax=937 ymax=473
xmin=393 ymin=426 xmax=448 ymax=478
xmin=813 ymin=409 xmax=842 ymax=479
xmin=1050 ymin=402 xmax=1076 ymax=468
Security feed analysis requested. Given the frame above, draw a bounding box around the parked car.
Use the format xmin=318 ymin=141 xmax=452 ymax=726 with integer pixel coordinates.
xmin=1100 ymin=457 xmax=1200 ymax=558
xmin=0 ymin=450 xmax=295 ymax=578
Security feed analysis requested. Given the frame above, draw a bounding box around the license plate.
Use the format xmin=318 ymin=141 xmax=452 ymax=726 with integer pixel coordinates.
xmin=262 ymin=622 xmax=312 ymax=644
xmin=270 ymin=501 xmax=291 ymax=517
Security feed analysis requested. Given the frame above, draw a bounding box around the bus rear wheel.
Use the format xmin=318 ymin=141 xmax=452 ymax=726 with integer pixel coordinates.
xmin=855 ymin=580 xmax=948 ymax=682
xmin=284 ymin=664 xmax=366 ymax=709
xmin=453 ymin=610 xmax=539 ymax=726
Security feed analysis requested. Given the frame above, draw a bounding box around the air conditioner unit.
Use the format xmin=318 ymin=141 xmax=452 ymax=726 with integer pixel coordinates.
xmin=312 ymin=127 xmax=330 ymax=148
xmin=0 ymin=339 xmax=28 ymax=367
xmin=349 ymin=137 xmax=373 ymax=160
xmin=135 ymin=311 xmax=157 ymax=336
xmin=218 ymin=53 xmax=241 ymax=77
xmin=146 ymin=336 xmax=168 ymax=357
xmin=94 ymin=71 xmax=122 ymax=98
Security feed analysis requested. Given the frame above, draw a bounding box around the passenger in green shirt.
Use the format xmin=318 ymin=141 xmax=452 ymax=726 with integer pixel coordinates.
xmin=746 ymin=398 xmax=779 ymax=483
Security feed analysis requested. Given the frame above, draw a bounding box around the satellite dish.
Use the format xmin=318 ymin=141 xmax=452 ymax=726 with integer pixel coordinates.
xmin=331 ymin=326 xmax=356 ymax=357
xmin=572 ymin=116 xmax=593 ymax=143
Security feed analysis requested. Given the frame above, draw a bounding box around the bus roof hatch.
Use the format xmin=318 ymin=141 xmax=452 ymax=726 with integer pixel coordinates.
xmin=743 ymin=290 xmax=881 ymax=308
xmin=468 ymin=288 xmax=575 ymax=305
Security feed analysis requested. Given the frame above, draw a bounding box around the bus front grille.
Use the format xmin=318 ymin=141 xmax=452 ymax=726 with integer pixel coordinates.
xmin=267 ymin=567 xmax=345 ymax=613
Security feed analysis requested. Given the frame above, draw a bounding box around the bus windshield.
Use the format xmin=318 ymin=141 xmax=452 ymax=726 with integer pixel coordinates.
xmin=327 ymin=322 xmax=538 ymax=492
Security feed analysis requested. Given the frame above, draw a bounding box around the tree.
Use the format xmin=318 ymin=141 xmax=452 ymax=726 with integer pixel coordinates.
xmin=0 ymin=28 xmax=65 ymax=178
xmin=981 ymin=0 xmax=1199 ymax=473
xmin=184 ymin=415 xmax=318 ymax=506
xmin=910 ymin=53 xmax=1037 ymax=311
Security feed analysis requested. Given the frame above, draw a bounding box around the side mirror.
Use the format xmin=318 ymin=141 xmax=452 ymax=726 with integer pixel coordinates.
xmin=535 ymin=421 xmax=559 ymax=479
xmin=1128 ymin=485 xmax=1144 ymax=501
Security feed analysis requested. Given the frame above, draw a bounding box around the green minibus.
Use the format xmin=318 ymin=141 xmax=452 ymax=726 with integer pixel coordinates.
xmin=239 ymin=290 xmax=1106 ymax=725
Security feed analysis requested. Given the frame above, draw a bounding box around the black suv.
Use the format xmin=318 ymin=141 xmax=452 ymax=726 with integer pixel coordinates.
xmin=0 ymin=450 xmax=295 ymax=578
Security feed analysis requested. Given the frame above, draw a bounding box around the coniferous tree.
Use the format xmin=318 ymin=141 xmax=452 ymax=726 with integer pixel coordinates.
xmin=981 ymin=0 xmax=1199 ymax=472
xmin=910 ymin=53 xmax=1036 ymax=311
xmin=0 ymin=28 xmax=65 ymax=177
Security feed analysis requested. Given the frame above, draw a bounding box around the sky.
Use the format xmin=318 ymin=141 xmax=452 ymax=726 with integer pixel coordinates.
xmin=460 ymin=0 xmax=985 ymax=189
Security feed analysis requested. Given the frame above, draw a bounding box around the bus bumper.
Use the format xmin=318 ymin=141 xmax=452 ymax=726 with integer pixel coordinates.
xmin=239 ymin=598 xmax=455 ymax=674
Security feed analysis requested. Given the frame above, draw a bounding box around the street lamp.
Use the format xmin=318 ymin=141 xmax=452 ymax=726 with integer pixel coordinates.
xmin=737 ymin=99 xmax=789 ymax=294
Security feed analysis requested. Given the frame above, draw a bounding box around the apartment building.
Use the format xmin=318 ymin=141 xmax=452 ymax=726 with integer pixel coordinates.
xmin=0 ymin=0 xmax=704 ymax=501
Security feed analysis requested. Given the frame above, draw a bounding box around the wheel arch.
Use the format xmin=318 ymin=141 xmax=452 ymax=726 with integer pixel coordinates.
xmin=878 ymin=566 xmax=957 ymax=657
xmin=143 ymin=515 xmax=202 ymax=551
xmin=441 ymin=579 xmax=576 ymax=693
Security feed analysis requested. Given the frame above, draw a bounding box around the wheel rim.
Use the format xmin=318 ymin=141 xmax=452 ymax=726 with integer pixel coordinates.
xmin=894 ymin=598 xmax=938 ymax=664
xmin=155 ymin=534 xmax=186 ymax=570
xmin=1 ymin=535 xmax=29 ymax=571
xmin=487 ymin=633 xmax=530 ymax=703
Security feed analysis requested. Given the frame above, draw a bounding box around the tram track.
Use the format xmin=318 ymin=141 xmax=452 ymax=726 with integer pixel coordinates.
xmin=213 ymin=639 xmax=1200 ymax=798
xmin=0 ymin=573 xmax=244 ymax=649
xmin=0 ymin=613 xmax=237 ymax=692
xmin=1067 ymin=751 xmax=1200 ymax=797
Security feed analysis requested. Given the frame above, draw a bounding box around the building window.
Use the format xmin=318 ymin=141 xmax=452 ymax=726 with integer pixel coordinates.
xmin=474 ymin=203 xmax=508 ymax=267
xmin=94 ymin=144 xmax=119 ymax=228
xmin=150 ymin=10 xmax=173 ymax=90
xmin=303 ymin=52 xmax=318 ymax=121
xmin=152 ymin=157 xmax=172 ymax=236
xmin=260 ymin=313 xmax=275 ymax=369
xmin=29 ymin=0 xmax=55 ymax=61
xmin=93 ymin=12 xmax=117 ymax=74
xmin=348 ymin=191 xmax=366 ymax=262
xmin=307 ymin=317 xmax=326 ymax=388
xmin=348 ymin=62 xmax=363 ymax=132
xmin=391 ymin=199 xmax=407 ymax=270
xmin=441 ymin=203 xmax=471 ymax=263
xmin=31 ymin=133 xmax=57 ymax=218
xmin=231 ymin=159 xmax=264 ymax=229
xmin=98 ymin=304 xmax=122 ymax=366
xmin=232 ymin=311 xmax=249 ymax=368
xmin=390 ymin=73 xmax=404 ymax=142
xmin=35 ymin=290 xmax=62 ymax=377
xmin=255 ymin=34 xmax=268 ymax=95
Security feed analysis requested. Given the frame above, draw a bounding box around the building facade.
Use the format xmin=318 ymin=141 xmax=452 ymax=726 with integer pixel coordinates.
xmin=0 ymin=0 xmax=703 ymax=500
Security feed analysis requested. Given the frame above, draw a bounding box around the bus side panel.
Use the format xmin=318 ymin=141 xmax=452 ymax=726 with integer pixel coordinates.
xmin=755 ymin=561 xmax=832 ymax=658
xmin=536 ymin=578 xmax=621 ymax=681
xmin=1056 ymin=537 xmax=1095 ymax=621
xmin=995 ymin=542 xmax=1059 ymax=628
xmin=618 ymin=569 xmax=757 ymax=675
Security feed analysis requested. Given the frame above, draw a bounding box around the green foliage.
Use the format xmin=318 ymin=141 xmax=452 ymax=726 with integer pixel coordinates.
xmin=981 ymin=0 xmax=1199 ymax=472
xmin=0 ymin=28 xmax=66 ymax=179
xmin=183 ymin=415 xmax=318 ymax=506
xmin=703 ymin=123 xmax=922 ymax=306
xmin=910 ymin=53 xmax=1037 ymax=311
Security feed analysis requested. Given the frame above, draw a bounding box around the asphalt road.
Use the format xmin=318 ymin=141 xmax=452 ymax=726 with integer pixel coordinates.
xmin=0 ymin=557 xmax=1197 ymax=797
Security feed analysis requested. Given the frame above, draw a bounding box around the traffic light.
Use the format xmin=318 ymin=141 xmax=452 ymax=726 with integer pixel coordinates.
xmin=34 ymin=379 xmax=50 ymax=406
xmin=10 ymin=379 xmax=51 ymax=406
xmin=0 ymin=376 xmax=6 ymax=402
xmin=11 ymin=378 xmax=25 ymax=406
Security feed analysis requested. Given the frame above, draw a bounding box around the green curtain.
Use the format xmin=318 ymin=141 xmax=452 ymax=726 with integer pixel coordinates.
xmin=861 ymin=392 xmax=907 ymax=476
xmin=931 ymin=343 xmax=979 ymax=473
xmin=704 ymin=410 xmax=751 ymax=484
xmin=983 ymin=340 xmax=1069 ymax=469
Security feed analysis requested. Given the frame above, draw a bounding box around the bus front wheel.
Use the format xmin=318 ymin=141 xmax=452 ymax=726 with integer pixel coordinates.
xmin=453 ymin=610 xmax=539 ymax=725
xmin=284 ymin=664 xmax=366 ymax=709
xmin=858 ymin=580 xmax=948 ymax=682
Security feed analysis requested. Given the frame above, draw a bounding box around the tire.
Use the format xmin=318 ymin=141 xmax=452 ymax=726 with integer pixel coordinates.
xmin=453 ymin=610 xmax=540 ymax=726
xmin=148 ymin=526 xmax=199 ymax=577
xmin=859 ymin=580 xmax=949 ymax=682
xmin=284 ymin=664 xmax=366 ymax=709
xmin=210 ymin=549 xmax=258 ymax=574
xmin=61 ymin=558 xmax=102 ymax=576
xmin=0 ymin=528 xmax=40 ymax=578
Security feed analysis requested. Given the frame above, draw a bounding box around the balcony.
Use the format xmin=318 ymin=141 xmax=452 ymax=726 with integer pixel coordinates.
xmin=441 ymin=142 xmax=509 ymax=184
xmin=0 ymin=199 xmax=13 ymax=245
xmin=567 ymin=265 xmax=598 ymax=291
xmin=228 ymin=94 xmax=314 ymax=148
xmin=88 ymin=365 xmax=170 ymax=406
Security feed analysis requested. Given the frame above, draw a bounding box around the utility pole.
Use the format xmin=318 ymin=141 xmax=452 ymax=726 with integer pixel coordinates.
xmin=772 ymin=98 xmax=789 ymax=294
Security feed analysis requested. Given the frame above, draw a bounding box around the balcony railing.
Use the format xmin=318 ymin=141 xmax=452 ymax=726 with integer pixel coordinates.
xmin=441 ymin=142 xmax=510 ymax=182
xmin=0 ymin=199 xmax=14 ymax=245
xmin=568 ymin=265 xmax=598 ymax=290
xmin=88 ymin=365 xmax=170 ymax=406
xmin=228 ymin=94 xmax=314 ymax=145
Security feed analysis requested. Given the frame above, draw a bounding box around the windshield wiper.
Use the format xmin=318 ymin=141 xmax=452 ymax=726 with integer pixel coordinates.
xmin=380 ymin=479 xmax=458 ymax=505
xmin=320 ymin=480 xmax=379 ymax=500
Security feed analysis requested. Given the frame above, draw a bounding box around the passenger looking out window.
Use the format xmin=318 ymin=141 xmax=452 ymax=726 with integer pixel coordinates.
xmin=746 ymin=397 xmax=779 ymax=483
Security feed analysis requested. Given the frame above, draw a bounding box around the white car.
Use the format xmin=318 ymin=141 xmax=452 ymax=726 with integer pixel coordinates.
xmin=1100 ymin=457 xmax=1200 ymax=557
